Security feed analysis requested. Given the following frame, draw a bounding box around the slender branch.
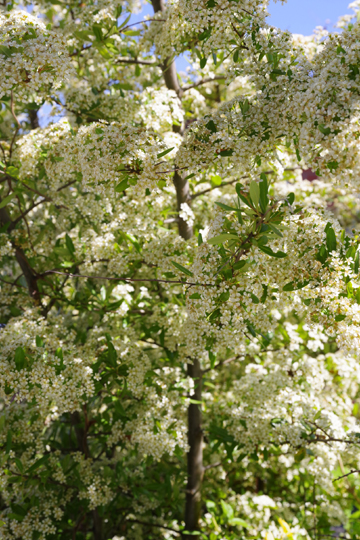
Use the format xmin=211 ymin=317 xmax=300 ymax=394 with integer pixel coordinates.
xmin=333 ymin=469 xmax=360 ymax=482
xmin=203 ymin=461 xmax=222 ymax=472
xmin=120 ymin=18 xmax=166 ymax=32
xmin=40 ymin=269 xmax=214 ymax=288
xmin=203 ymin=354 xmax=243 ymax=373
xmin=10 ymin=90 xmax=21 ymax=129
xmin=126 ymin=519 xmax=180 ymax=535
xmin=182 ymin=76 xmax=226 ymax=91
xmin=0 ymin=275 xmax=26 ymax=289
xmin=116 ymin=58 xmax=156 ymax=66
xmin=56 ymin=179 xmax=77 ymax=192
xmin=10 ymin=199 xmax=47 ymax=230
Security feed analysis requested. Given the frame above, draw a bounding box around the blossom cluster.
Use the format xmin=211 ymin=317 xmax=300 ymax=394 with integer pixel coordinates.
xmin=0 ymin=10 xmax=72 ymax=100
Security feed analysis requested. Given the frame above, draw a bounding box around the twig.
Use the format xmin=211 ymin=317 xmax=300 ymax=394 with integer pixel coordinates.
xmin=10 ymin=90 xmax=21 ymax=130
xmin=0 ymin=275 xmax=26 ymax=289
xmin=333 ymin=469 xmax=360 ymax=482
xmin=203 ymin=354 xmax=243 ymax=373
xmin=203 ymin=461 xmax=222 ymax=471
xmin=126 ymin=518 xmax=180 ymax=535
xmin=182 ymin=76 xmax=226 ymax=91
xmin=116 ymin=58 xmax=156 ymax=66
xmin=156 ymin=166 xmax=189 ymax=174
xmin=120 ymin=18 xmax=166 ymax=32
xmin=40 ymin=270 xmax=214 ymax=288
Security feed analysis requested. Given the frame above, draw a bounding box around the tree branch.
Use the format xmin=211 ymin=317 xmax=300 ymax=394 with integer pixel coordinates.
xmin=40 ymin=269 xmax=213 ymax=288
xmin=116 ymin=58 xmax=157 ymax=66
xmin=183 ymin=76 xmax=226 ymax=91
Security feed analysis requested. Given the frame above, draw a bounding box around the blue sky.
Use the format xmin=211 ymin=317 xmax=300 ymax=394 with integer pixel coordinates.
xmin=135 ymin=0 xmax=353 ymax=72
xmin=139 ymin=0 xmax=352 ymax=35
xmin=39 ymin=0 xmax=354 ymax=125
xmin=268 ymin=0 xmax=351 ymax=34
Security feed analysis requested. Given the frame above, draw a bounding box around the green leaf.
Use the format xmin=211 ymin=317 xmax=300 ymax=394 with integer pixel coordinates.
xmin=189 ymin=293 xmax=201 ymax=299
xmin=268 ymin=224 xmax=283 ymax=237
xmin=208 ymin=308 xmax=221 ymax=322
xmin=249 ymin=181 xmax=260 ymax=208
xmin=219 ymin=149 xmax=233 ymax=157
xmin=235 ymin=184 xmax=253 ymax=208
xmin=6 ymin=166 xmax=19 ymax=178
xmin=233 ymin=259 xmax=249 ymax=271
xmin=205 ymin=120 xmax=217 ymax=133
xmin=215 ymin=202 xmax=239 ymax=212
xmin=92 ymin=24 xmax=103 ymax=41
xmin=335 ymin=314 xmax=346 ymax=322
xmin=221 ymin=500 xmax=234 ymax=519
xmin=35 ymin=336 xmax=44 ymax=347
xmin=14 ymin=458 xmax=24 ymax=474
xmin=260 ymin=284 xmax=268 ymax=303
xmin=295 ymin=448 xmax=306 ymax=463
xmin=211 ymin=175 xmax=222 ymax=185
xmin=325 ymin=223 xmax=337 ymax=253
xmin=259 ymin=174 xmax=268 ymax=212
xmin=65 ymin=234 xmax=75 ymax=255
xmin=228 ymin=518 xmax=250 ymax=528
xmin=283 ymin=281 xmax=295 ymax=292
xmin=200 ymin=57 xmax=207 ymax=68
xmin=26 ymin=454 xmax=50 ymax=474
xmin=258 ymin=245 xmax=287 ymax=258
xmin=208 ymin=233 xmax=239 ymax=245
xmin=14 ymin=347 xmax=25 ymax=371
xmin=171 ymin=261 xmax=193 ymax=277
xmin=287 ymin=192 xmax=295 ymax=206
xmin=115 ymin=179 xmax=129 ymax=193
xmin=355 ymin=251 xmax=359 ymax=274
xmin=0 ymin=192 xmax=16 ymax=208
xmin=6 ymin=430 xmax=12 ymax=453
xmin=157 ymin=147 xmax=174 ymax=159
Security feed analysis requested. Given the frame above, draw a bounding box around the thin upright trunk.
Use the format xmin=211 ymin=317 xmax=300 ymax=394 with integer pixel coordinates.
xmin=184 ymin=358 xmax=203 ymax=538
xmin=0 ymin=206 xmax=41 ymax=304
xmin=150 ymin=3 xmax=201 ymax=534
xmin=71 ymin=411 xmax=103 ymax=540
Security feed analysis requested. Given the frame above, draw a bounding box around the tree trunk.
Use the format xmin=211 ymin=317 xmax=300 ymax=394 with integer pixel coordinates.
xmin=184 ymin=358 xmax=203 ymax=539
xmin=0 ymin=206 xmax=41 ymax=304
xmin=149 ymin=2 xmax=201 ymax=535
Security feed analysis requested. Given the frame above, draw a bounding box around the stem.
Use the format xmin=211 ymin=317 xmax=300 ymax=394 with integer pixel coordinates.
xmin=150 ymin=2 xmax=200 ymax=533
xmin=0 ymin=206 xmax=41 ymax=304
xmin=184 ymin=358 xmax=203 ymax=539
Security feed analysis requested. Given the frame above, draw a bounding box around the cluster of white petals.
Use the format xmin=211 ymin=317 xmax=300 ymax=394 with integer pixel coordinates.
xmin=0 ymin=10 xmax=72 ymax=100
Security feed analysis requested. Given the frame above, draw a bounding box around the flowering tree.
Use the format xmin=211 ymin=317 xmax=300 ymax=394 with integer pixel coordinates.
xmin=2 ymin=0 xmax=360 ymax=538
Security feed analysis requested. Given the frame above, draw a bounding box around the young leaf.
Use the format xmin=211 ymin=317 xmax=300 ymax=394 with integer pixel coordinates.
xmin=65 ymin=234 xmax=75 ymax=255
xmin=215 ymin=202 xmax=239 ymax=212
xmin=14 ymin=347 xmax=25 ymax=371
xmin=268 ymin=223 xmax=283 ymax=237
xmin=208 ymin=233 xmax=239 ymax=245
xmin=171 ymin=261 xmax=193 ymax=277
xmin=325 ymin=224 xmax=337 ymax=253
xmin=157 ymin=147 xmax=174 ymax=159
xmin=0 ymin=192 xmax=16 ymax=208
xmin=205 ymin=120 xmax=217 ymax=133
xmin=249 ymin=181 xmax=260 ymax=208
xmin=115 ymin=178 xmax=129 ymax=193
xmin=26 ymin=454 xmax=50 ymax=474
xmin=355 ymin=251 xmax=359 ymax=274
xmin=259 ymin=175 xmax=268 ymax=212
xmin=258 ymin=245 xmax=287 ymax=258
